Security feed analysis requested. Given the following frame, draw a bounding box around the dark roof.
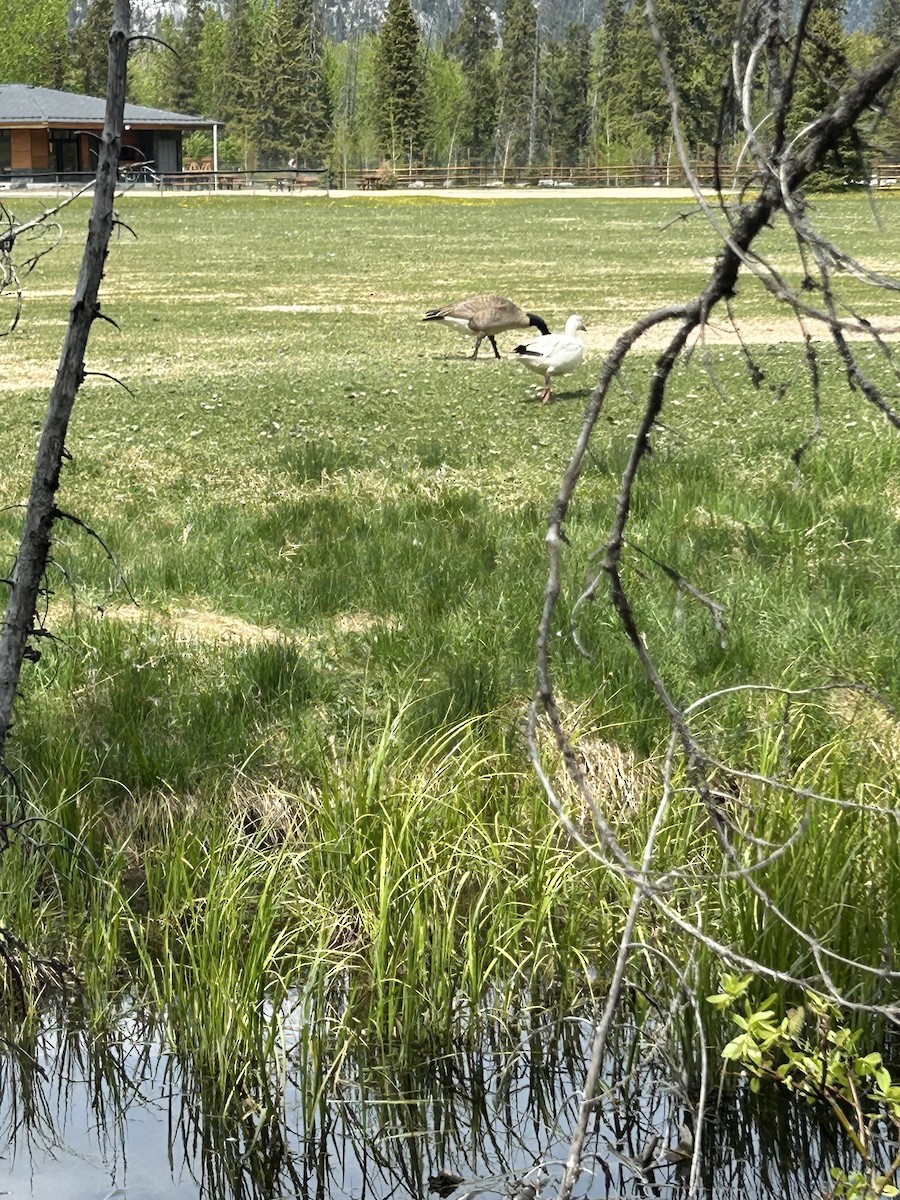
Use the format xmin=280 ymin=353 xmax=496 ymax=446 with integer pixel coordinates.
xmin=0 ymin=84 xmax=217 ymax=128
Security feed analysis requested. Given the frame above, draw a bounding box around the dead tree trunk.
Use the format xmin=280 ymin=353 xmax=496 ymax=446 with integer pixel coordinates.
xmin=527 ymin=13 xmax=541 ymax=168
xmin=0 ymin=0 xmax=131 ymax=764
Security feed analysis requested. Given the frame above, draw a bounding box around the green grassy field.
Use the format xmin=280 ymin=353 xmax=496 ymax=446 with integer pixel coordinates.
xmin=0 ymin=192 xmax=898 ymax=1075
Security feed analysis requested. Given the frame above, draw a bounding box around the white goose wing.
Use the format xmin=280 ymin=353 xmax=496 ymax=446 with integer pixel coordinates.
xmin=514 ymin=332 xmax=584 ymax=375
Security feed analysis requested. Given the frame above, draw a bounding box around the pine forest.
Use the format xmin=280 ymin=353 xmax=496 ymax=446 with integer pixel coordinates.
xmin=2 ymin=0 xmax=899 ymax=178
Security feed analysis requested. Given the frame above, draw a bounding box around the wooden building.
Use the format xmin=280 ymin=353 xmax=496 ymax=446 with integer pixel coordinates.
xmin=0 ymin=84 xmax=217 ymax=182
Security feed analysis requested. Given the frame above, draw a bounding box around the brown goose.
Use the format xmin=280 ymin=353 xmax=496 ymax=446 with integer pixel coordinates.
xmin=422 ymin=294 xmax=551 ymax=359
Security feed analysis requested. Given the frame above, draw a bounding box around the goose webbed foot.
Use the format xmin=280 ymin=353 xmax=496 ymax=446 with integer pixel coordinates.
xmin=489 ymin=335 xmax=501 ymax=359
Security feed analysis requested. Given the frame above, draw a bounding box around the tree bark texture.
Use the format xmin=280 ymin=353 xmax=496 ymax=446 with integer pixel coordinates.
xmin=0 ymin=0 xmax=132 ymax=763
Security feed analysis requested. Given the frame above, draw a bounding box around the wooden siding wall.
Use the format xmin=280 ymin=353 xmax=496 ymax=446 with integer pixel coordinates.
xmin=30 ymin=129 xmax=49 ymax=169
xmin=9 ymin=128 xmax=51 ymax=170
xmin=3 ymin=125 xmax=192 ymax=175
xmin=10 ymin=129 xmax=32 ymax=169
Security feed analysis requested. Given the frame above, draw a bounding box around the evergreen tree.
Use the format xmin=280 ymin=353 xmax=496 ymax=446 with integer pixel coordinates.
xmin=791 ymin=0 xmax=864 ymax=185
xmin=67 ymin=0 xmax=114 ymax=95
xmin=496 ymin=0 xmax=539 ymax=168
xmin=221 ymin=0 xmax=265 ymax=162
xmin=373 ymin=0 xmax=428 ymax=164
xmin=614 ymin=2 xmax=668 ymax=161
xmin=151 ymin=10 xmax=201 ymax=113
xmin=873 ymin=0 xmax=900 ymax=45
xmin=169 ymin=0 xmax=205 ymax=113
xmin=448 ymin=0 xmax=498 ymax=163
xmin=544 ymin=24 xmax=591 ymax=166
xmin=254 ymin=0 xmax=331 ymax=166
xmin=592 ymin=0 xmax=737 ymax=167
xmin=659 ymin=0 xmax=737 ymax=156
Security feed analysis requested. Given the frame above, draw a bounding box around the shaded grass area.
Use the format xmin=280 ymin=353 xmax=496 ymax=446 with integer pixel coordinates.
xmin=0 ymin=193 xmax=898 ymax=1073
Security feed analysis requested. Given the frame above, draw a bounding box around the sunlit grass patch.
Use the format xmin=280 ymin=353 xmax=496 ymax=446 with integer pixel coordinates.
xmin=0 ymin=192 xmax=897 ymax=1052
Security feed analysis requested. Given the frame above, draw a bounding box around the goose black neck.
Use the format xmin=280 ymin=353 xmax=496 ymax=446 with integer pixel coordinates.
xmin=527 ymin=313 xmax=550 ymax=336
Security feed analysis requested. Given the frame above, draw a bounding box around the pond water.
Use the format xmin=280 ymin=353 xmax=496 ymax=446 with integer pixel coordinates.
xmin=0 ymin=1006 xmax=860 ymax=1200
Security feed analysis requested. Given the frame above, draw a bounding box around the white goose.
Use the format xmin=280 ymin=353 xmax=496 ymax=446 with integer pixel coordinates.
xmin=513 ymin=314 xmax=587 ymax=402
xmin=422 ymin=294 xmax=550 ymax=359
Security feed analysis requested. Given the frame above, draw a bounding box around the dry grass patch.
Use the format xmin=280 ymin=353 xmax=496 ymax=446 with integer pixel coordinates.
xmin=105 ymin=603 xmax=293 ymax=645
xmin=829 ymin=690 xmax=900 ymax=773
xmin=580 ymin=314 xmax=900 ymax=356
xmin=90 ymin=602 xmax=397 ymax=654
xmin=334 ymin=610 xmax=398 ymax=636
xmin=533 ymin=701 xmax=658 ymax=838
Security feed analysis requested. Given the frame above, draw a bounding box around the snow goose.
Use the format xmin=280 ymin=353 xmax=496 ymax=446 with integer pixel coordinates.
xmin=513 ymin=314 xmax=587 ymax=403
xmin=422 ymin=294 xmax=550 ymax=359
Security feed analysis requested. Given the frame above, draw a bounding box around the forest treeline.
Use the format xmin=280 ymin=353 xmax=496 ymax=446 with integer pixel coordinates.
xmin=2 ymin=0 xmax=900 ymax=176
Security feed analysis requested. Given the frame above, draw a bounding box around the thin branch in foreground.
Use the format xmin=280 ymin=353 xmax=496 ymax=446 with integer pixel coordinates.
xmin=624 ymin=538 xmax=728 ymax=648
xmin=538 ymin=14 xmax=900 ymax=1198
xmin=53 ymin=508 xmax=139 ymax=607
xmin=0 ymin=0 xmax=132 ymax=760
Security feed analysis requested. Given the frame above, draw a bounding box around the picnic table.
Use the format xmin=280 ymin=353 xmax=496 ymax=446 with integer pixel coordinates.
xmin=163 ymin=173 xmax=211 ymax=190
xmin=268 ymin=174 xmax=323 ymax=192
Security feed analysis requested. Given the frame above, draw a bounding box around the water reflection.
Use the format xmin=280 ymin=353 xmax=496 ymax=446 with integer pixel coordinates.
xmin=0 ymin=1005 xmax=858 ymax=1199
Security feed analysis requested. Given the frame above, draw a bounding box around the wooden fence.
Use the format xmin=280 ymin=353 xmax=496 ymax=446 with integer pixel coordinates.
xmin=14 ymin=161 xmax=895 ymax=193
xmin=372 ymin=161 xmax=900 ymax=191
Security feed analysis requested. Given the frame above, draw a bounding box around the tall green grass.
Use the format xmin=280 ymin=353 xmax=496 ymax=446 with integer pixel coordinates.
xmin=0 ymin=193 xmax=897 ymax=1080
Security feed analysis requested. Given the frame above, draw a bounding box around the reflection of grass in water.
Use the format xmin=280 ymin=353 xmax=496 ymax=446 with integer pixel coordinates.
xmin=0 ymin=195 xmax=897 ymax=1087
xmin=0 ymin=997 xmax=865 ymax=1200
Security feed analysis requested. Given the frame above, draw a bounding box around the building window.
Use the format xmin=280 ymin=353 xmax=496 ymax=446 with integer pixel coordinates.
xmin=49 ymin=133 xmax=80 ymax=175
xmin=0 ymin=131 xmax=10 ymax=173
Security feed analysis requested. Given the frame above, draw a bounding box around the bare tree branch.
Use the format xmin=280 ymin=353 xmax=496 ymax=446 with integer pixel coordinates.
xmin=0 ymin=0 xmax=132 ymax=761
xmin=537 ymin=11 xmax=900 ymax=1197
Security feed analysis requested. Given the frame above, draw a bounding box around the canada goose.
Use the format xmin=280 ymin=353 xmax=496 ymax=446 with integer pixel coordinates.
xmin=422 ymin=294 xmax=551 ymax=359
xmin=513 ymin=314 xmax=587 ymax=403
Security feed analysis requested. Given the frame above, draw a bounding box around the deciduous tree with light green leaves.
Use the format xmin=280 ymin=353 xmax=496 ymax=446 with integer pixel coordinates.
xmin=426 ymin=48 xmax=466 ymax=169
xmin=0 ymin=0 xmax=68 ymax=88
xmin=591 ymin=0 xmax=630 ymax=164
xmin=327 ymin=34 xmax=383 ymax=180
xmin=196 ymin=7 xmax=230 ymax=120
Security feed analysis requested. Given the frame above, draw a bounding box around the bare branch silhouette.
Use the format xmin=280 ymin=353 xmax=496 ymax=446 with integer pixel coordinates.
xmin=0 ymin=0 xmax=132 ymax=761
xmin=534 ymin=7 xmax=900 ymax=1196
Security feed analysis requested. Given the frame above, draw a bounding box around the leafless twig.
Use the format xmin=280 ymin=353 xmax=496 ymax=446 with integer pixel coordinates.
xmin=537 ymin=10 xmax=900 ymax=1197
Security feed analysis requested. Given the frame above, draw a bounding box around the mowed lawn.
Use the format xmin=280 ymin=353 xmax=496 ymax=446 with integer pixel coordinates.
xmin=0 ymin=190 xmax=898 ymax=797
